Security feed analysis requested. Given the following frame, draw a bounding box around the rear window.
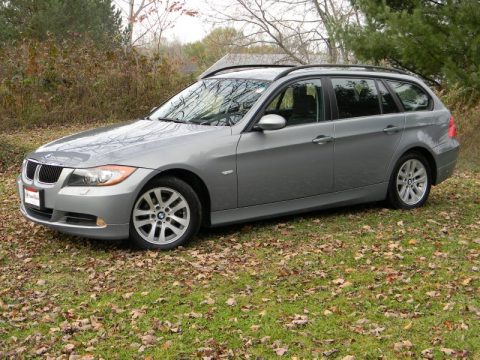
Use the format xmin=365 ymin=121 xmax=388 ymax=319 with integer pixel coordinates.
xmin=331 ymin=78 xmax=380 ymax=119
xmin=387 ymin=80 xmax=433 ymax=112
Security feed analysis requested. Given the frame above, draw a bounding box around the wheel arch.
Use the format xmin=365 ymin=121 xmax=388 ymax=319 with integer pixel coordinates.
xmin=396 ymin=146 xmax=438 ymax=185
xmin=147 ymin=168 xmax=212 ymax=226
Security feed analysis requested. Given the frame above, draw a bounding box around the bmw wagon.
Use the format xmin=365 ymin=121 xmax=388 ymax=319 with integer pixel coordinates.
xmin=17 ymin=64 xmax=459 ymax=249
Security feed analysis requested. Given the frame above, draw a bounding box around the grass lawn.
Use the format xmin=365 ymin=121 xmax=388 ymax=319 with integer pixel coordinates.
xmin=0 ymin=123 xmax=479 ymax=359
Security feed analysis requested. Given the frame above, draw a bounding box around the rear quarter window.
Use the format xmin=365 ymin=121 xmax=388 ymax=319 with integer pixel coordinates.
xmin=387 ymin=80 xmax=433 ymax=112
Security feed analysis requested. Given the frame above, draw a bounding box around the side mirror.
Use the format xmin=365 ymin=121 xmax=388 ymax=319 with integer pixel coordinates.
xmin=255 ymin=114 xmax=286 ymax=131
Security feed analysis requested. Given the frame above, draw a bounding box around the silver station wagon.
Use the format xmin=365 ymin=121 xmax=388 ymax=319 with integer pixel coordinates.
xmin=17 ymin=64 xmax=459 ymax=250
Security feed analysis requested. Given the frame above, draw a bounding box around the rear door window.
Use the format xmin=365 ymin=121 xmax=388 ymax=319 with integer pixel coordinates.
xmin=387 ymin=80 xmax=433 ymax=111
xmin=331 ymin=78 xmax=380 ymax=119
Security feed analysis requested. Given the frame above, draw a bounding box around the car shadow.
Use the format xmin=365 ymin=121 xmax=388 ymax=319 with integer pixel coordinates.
xmin=193 ymin=201 xmax=385 ymax=244
xmin=45 ymin=201 xmax=387 ymax=251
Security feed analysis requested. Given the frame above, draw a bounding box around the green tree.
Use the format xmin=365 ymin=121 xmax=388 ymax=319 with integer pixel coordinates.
xmin=0 ymin=0 xmax=123 ymax=46
xmin=184 ymin=27 xmax=279 ymax=71
xmin=344 ymin=0 xmax=480 ymax=91
xmin=184 ymin=27 xmax=245 ymax=70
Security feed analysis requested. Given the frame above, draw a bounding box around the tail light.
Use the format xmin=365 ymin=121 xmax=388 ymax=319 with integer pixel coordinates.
xmin=448 ymin=116 xmax=457 ymax=138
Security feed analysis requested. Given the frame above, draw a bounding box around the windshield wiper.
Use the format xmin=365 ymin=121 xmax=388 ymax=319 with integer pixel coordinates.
xmin=156 ymin=117 xmax=186 ymax=124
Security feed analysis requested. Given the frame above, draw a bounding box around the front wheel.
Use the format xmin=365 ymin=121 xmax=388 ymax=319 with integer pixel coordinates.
xmin=129 ymin=177 xmax=202 ymax=250
xmin=387 ymin=152 xmax=432 ymax=209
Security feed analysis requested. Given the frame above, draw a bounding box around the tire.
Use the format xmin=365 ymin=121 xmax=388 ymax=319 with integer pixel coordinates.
xmin=387 ymin=152 xmax=432 ymax=209
xmin=129 ymin=176 xmax=202 ymax=250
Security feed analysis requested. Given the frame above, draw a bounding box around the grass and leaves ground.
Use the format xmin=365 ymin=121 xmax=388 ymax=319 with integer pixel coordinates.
xmin=0 ymin=123 xmax=479 ymax=359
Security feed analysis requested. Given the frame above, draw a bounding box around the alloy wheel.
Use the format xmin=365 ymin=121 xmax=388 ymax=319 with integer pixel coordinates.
xmin=396 ymin=159 xmax=428 ymax=206
xmin=132 ymin=187 xmax=190 ymax=244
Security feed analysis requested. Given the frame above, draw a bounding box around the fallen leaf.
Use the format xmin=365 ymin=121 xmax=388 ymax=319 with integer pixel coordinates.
xmin=250 ymin=324 xmax=260 ymax=331
xmin=332 ymin=278 xmax=345 ymax=285
xmin=226 ymin=298 xmax=237 ymax=306
xmin=122 ymin=292 xmax=134 ymax=299
xmin=141 ymin=334 xmax=157 ymax=346
xmin=394 ymin=340 xmax=413 ymax=352
xmin=274 ymin=347 xmax=288 ymax=356
xmin=443 ymin=302 xmax=454 ymax=311
xmin=35 ymin=347 xmax=48 ymax=355
xmin=63 ymin=343 xmax=75 ymax=353
xmin=421 ymin=348 xmax=434 ymax=359
xmin=440 ymin=348 xmax=456 ymax=356
xmin=323 ymin=349 xmax=339 ymax=357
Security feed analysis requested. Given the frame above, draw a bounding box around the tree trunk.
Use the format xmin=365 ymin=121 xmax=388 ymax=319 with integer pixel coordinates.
xmin=126 ymin=0 xmax=135 ymax=48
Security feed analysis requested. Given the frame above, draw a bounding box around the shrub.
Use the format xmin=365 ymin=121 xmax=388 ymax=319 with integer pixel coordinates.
xmin=440 ymin=89 xmax=480 ymax=167
xmin=0 ymin=37 xmax=192 ymax=130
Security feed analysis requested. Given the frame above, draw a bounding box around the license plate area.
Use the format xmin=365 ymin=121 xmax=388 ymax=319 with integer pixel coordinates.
xmin=24 ymin=187 xmax=44 ymax=209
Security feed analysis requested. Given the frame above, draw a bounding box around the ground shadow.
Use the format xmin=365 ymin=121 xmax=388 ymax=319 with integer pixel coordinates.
xmin=191 ymin=201 xmax=385 ymax=246
xmin=44 ymin=201 xmax=384 ymax=251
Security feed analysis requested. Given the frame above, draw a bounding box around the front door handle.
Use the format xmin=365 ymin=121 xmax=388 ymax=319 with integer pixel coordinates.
xmin=312 ymin=135 xmax=333 ymax=144
xmin=383 ymin=125 xmax=402 ymax=134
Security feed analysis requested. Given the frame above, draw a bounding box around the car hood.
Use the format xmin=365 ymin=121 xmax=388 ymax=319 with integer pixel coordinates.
xmin=29 ymin=120 xmax=227 ymax=168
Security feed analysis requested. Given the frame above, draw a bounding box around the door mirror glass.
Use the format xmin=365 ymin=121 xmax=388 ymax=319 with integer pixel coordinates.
xmin=255 ymin=114 xmax=287 ymax=131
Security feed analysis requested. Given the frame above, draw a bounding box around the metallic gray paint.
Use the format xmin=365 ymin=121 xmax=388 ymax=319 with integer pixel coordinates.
xmin=333 ymin=113 xmax=405 ymax=191
xmin=256 ymin=114 xmax=287 ymax=130
xmin=211 ymin=182 xmax=388 ymax=226
xmin=18 ymin=69 xmax=459 ymax=241
xmin=237 ymin=122 xmax=334 ymax=206
xmin=17 ymin=168 xmax=155 ymax=239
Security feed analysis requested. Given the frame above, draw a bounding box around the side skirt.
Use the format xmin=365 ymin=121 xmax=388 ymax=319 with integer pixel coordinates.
xmin=210 ymin=182 xmax=388 ymax=227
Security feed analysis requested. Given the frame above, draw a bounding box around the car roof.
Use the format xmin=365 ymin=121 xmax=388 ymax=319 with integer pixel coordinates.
xmin=211 ymin=68 xmax=287 ymax=81
xmin=210 ymin=67 xmax=420 ymax=83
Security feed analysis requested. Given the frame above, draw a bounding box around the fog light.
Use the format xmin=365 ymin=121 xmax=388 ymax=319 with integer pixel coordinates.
xmin=96 ymin=217 xmax=106 ymax=227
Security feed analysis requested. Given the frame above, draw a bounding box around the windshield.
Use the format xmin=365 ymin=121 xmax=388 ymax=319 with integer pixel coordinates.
xmin=149 ymin=79 xmax=270 ymax=126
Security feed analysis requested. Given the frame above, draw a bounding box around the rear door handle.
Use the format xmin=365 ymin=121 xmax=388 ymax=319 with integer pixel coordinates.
xmin=312 ymin=135 xmax=333 ymax=144
xmin=383 ymin=125 xmax=402 ymax=134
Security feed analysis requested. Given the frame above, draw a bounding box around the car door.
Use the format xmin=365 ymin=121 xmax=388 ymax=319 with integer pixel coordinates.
xmin=236 ymin=78 xmax=334 ymax=207
xmin=330 ymin=77 xmax=405 ymax=191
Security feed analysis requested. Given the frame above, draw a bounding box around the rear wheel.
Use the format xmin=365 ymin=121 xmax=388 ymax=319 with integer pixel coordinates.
xmin=129 ymin=177 xmax=201 ymax=250
xmin=387 ymin=152 xmax=431 ymax=209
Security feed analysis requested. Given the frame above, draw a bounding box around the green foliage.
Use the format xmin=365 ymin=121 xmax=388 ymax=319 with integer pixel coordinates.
xmin=441 ymin=88 xmax=480 ymax=168
xmin=0 ymin=37 xmax=191 ymax=129
xmin=184 ymin=27 xmax=279 ymax=72
xmin=344 ymin=0 xmax=480 ymax=92
xmin=184 ymin=27 xmax=245 ymax=71
xmin=0 ymin=0 xmax=124 ymax=46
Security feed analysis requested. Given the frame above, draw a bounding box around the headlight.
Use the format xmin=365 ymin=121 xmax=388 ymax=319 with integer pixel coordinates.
xmin=68 ymin=165 xmax=136 ymax=186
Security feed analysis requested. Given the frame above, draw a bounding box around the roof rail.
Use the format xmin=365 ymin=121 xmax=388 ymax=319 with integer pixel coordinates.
xmin=200 ymin=64 xmax=296 ymax=79
xmin=273 ymin=64 xmax=409 ymax=81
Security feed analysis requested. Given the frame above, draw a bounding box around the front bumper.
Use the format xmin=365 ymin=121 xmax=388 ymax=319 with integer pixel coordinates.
xmin=17 ymin=167 xmax=154 ymax=240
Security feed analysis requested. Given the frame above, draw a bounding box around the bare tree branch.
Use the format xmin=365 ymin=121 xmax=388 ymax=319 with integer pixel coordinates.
xmin=206 ymin=0 xmax=358 ymax=64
